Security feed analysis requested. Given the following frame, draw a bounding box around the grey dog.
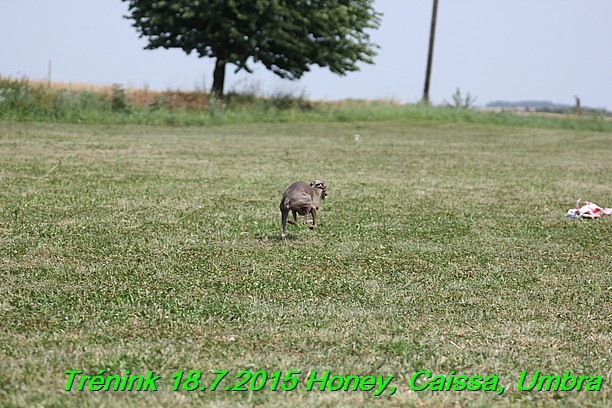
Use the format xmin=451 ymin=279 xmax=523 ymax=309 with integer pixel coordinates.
xmin=280 ymin=180 xmax=328 ymax=239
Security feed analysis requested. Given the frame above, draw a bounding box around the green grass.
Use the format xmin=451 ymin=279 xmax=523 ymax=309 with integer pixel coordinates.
xmin=0 ymin=119 xmax=610 ymax=407
xmin=2 ymin=99 xmax=611 ymax=132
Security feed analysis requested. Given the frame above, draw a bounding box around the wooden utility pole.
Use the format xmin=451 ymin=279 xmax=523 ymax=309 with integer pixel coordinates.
xmin=47 ymin=59 xmax=52 ymax=88
xmin=422 ymin=0 xmax=439 ymax=105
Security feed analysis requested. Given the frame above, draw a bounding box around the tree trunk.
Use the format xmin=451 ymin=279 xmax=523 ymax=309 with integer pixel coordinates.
xmin=211 ymin=58 xmax=226 ymax=97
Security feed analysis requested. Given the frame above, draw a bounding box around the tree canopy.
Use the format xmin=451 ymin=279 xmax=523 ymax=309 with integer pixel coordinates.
xmin=123 ymin=0 xmax=381 ymax=95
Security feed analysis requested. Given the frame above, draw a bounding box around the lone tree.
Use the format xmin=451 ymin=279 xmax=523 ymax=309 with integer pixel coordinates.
xmin=123 ymin=0 xmax=381 ymax=96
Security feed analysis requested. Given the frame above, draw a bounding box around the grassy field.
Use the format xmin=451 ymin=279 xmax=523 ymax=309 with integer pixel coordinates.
xmin=0 ymin=118 xmax=610 ymax=407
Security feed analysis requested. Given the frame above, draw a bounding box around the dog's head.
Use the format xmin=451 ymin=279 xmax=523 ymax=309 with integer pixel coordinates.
xmin=310 ymin=179 xmax=328 ymax=199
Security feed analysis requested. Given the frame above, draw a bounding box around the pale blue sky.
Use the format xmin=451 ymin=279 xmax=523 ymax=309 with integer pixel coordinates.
xmin=1 ymin=0 xmax=610 ymax=109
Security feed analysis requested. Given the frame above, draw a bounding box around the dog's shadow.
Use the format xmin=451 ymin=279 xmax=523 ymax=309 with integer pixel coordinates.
xmin=259 ymin=233 xmax=300 ymax=242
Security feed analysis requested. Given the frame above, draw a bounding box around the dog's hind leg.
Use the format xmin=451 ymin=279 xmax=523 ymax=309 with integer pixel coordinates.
xmin=288 ymin=210 xmax=298 ymax=225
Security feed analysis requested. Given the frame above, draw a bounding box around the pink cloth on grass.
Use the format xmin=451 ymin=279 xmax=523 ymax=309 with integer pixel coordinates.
xmin=566 ymin=200 xmax=612 ymax=219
